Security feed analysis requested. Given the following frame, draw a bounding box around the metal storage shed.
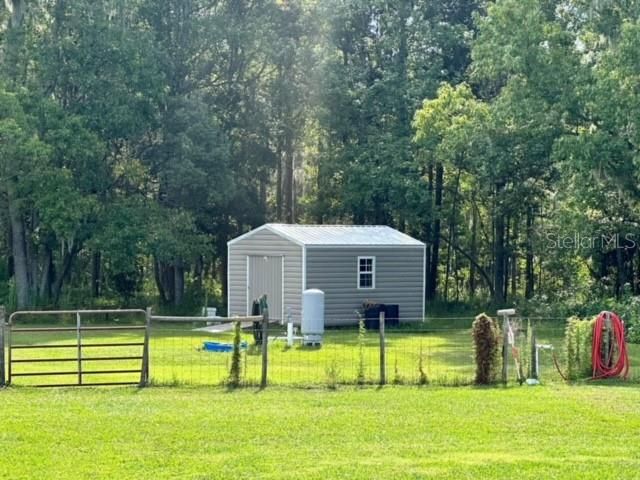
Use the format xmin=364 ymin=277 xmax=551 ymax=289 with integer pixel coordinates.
xmin=227 ymin=224 xmax=426 ymax=326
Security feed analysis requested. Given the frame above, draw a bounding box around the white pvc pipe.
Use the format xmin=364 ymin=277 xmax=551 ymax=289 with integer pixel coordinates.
xmin=287 ymin=322 xmax=294 ymax=347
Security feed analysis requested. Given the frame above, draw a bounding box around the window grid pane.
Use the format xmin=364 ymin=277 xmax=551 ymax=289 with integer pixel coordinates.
xmin=359 ymin=273 xmax=373 ymax=288
xmin=358 ymin=257 xmax=374 ymax=288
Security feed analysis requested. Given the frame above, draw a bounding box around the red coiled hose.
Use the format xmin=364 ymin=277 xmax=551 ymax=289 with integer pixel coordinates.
xmin=591 ymin=311 xmax=630 ymax=380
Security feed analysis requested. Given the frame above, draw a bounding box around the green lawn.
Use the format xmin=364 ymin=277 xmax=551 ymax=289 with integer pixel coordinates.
xmin=1 ymin=385 xmax=639 ymax=479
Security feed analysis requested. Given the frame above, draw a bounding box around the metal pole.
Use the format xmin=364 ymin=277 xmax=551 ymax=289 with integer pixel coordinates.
xmin=530 ymin=325 xmax=538 ymax=380
xmin=7 ymin=315 xmax=11 ymax=386
xmin=501 ymin=316 xmax=509 ymax=385
xmin=379 ymin=310 xmax=386 ymax=386
xmin=498 ymin=309 xmax=515 ymax=385
xmin=76 ymin=312 xmax=83 ymax=386
xmin=140 ymin=307 xmax=151 ymax=387
xmin=0 ymin=306 xmax=5 ymax=387
xmin=260 ymin=295 xmax=269 ymax=389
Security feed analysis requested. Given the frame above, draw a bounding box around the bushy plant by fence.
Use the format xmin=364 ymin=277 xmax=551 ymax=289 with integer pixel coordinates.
xmin=228 ymin=321 xmax=242 ymax=387
xmin=565 ymin=316 xmax=595 ymax=380
xmin=472 ymin=313 xmax=500 ymax=384
xmin=418 ymin=343 xmax=429 ymax=385
xmin=325 ymin=360 xmax=340 ymax=389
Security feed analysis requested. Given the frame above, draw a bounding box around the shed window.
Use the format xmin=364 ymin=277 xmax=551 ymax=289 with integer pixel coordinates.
xmin=358 ymin=256 xmax=375 ymax=289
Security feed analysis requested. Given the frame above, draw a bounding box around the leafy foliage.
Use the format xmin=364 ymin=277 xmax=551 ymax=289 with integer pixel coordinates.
xmin=228 ymin=321 xmax=243 ymax=388
xmin=565 ymin=316 xmax=595 ymax=381
xmin=3 ymin=0 xmax=640 ymax=316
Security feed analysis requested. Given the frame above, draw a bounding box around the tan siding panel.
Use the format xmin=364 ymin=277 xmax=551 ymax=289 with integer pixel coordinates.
xmin=305 ymin=247 xmax=425 ymax=326
xmin=228 ymin=229 xmax=302 ymax=321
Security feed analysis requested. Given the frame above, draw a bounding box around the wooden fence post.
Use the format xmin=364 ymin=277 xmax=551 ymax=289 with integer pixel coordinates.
xmin=379 ymin=310 xmax=386 ymax=386
xmin=260 ymin=295 xmax=269 ymax=389
xmin=501 ymin=316 xmax=509 ymax=384
xmin=0 ymin=306 xmax=5 ymax=387
xmin=140 ymin=307 xmax=151 ymax=387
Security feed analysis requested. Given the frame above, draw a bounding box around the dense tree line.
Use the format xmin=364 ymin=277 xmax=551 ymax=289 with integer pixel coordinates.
xmin=1 ymin=0 xmax=639 ymax=312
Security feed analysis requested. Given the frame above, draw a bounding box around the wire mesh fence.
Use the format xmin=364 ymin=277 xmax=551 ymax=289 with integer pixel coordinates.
xmin=3 ymin=312 xmax=639 ymax=387
xmin=146 ymin=323 xmax=480 ymax=386
xmin=144 ymin=318 xmax=639 ymax=387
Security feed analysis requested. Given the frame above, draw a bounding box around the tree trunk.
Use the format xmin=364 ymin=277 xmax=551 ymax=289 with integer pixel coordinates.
xmin=493 ymin=183 xmax=506 ymax=304
xmin=635 ymin=247 xmax=640 ymax=294
xmin=525 ymin=207 xmax=535 ymax=299
xmin=511 ymin=220 xmax=518 ymax=299
xmin=27 ymin=216 xmax=38 ymax=302
xmin=39 ymin=245 xmax=54 ymax=301
xmin=153 ymin=256 xmax=170 ymax=304
xmin=174 ymin=259 xmax=184 ymax=306
xmin=443 ymin=169 xmax=461 ymax=302
xmin=504 ymin=218 xmax=510 ymax=301
xmin=8 ymin=197 xmax=30 ymax=308
xmin=194 ymin=255 xmax=204 ymax=291
xmin=424 ymin=163 xmax=433 ymax=302
xmin=428 ymin=162 xmax=443 ymax=300
xmin=440 ymin=232 xmax=495 ymax=297
xmin=616 ymin=240 xmax=626 ymax=297
xmin=52 ymin=244 xmax=80 ymax=305
xmin=469 ymin=199 xmax=478 ymax=298
xmin=283 ymin=131 xmax=294 ymax=223
xmin=315 ymin=141 xmax=326 ymax=224
xmin=217 ymin=217 xmax=230 ymax=305
xmin=92 ymin=251 xmax=102 ymax=297
xmin=5 ymin=0 xmax=26 ymax=29
xmin=276 ymin=146 xmax=283 ymax=221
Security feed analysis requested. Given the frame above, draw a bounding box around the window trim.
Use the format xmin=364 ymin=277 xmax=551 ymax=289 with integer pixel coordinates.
xmin=357 ymin=256 xmax=376 ymax=290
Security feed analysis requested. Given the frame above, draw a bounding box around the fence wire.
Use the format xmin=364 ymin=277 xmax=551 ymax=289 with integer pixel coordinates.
xmin=4 ymin=315 xmax=639 ymax=387
xmin=143 ymin=319 xmax=638 ymax=387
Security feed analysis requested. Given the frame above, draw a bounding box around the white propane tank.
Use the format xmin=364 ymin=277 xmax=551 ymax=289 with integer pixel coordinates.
xmin=302 ymin=289 xmax=325 ymax=346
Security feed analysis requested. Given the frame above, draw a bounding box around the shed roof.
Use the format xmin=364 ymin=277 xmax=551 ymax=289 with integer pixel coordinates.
xmin=230 ymin=223 xmax=424 ymax=247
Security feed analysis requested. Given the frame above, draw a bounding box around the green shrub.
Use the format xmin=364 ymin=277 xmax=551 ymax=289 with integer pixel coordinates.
xmin=228 ymin=321 xmax=242 ymax=387
xmin=325 ymin=361 xmax=340 ymax=390
xmin=392 ymin=358 xmax=405 ymax=385
xmin=565 ymin=316 xmax=595 ymax=381
xmin=417 ymin=342 xmax=429 ymax=386
xmin=472 ymin=313 xmax=501 ymax=385
xmin=628 ymin=318 xmax=640 ymax=344
xmin=518 ymin=293 xmax=640 ymax=346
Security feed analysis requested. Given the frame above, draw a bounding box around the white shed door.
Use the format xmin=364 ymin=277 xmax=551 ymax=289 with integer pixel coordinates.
xmin=247 ymin=255 xmax=283 ymax=321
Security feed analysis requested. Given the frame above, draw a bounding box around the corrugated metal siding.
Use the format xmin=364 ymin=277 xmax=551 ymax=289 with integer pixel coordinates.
xmin=228 ymin=229 xmax=302 ymax=321
xmin=305 ymin=247 xmax=425 ymax=326
xmin=267 ymin=224 xmax=424 ymax=246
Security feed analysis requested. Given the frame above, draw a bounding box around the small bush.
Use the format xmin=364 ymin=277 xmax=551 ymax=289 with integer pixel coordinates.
xmin=392 ymin=358 xmax=405 ymax=385
xmin=228 ymin=321 xmax=242 ymax=387
xmin=472 ymin=313 xmax=500 ymax=385
xmin=325 ymin=361 xmax=341 ymax=390
xmin=565 ymin=316 xmax=595 ymax=380
xmin=417 ymin=342 xmax=429 ymax=386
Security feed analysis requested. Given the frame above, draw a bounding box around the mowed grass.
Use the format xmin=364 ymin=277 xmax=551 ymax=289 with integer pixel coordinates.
xmin=1 ymin=385 xmax=639 ymax=479
xmin=6 ymin=318 xmax=640 ymax=386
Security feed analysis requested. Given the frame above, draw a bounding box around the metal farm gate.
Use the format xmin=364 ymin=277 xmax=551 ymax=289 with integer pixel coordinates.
xmin=1 ymin=309 xmax=149 ymax=387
